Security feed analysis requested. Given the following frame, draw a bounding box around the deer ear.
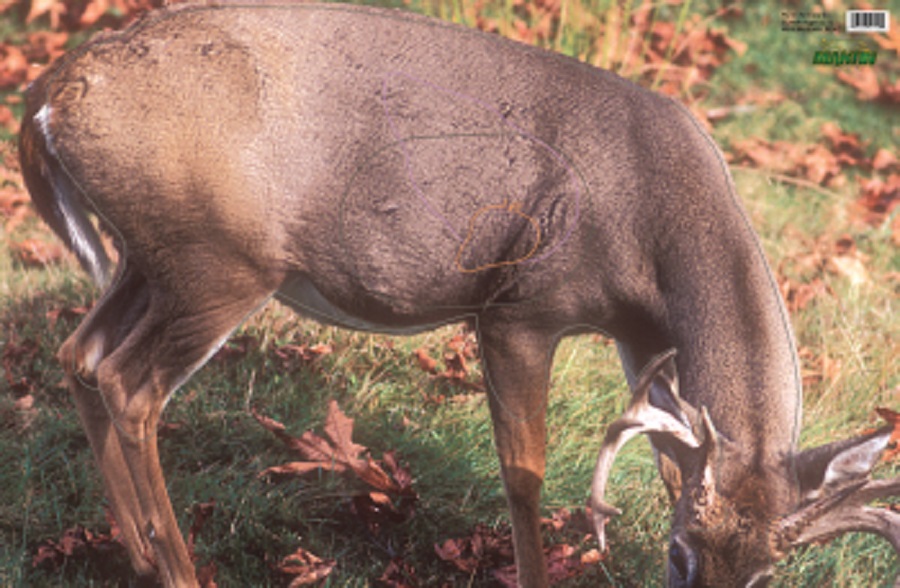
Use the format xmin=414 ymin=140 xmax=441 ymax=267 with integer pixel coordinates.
xmin=793 ymin=428 xmax=893 ymax=500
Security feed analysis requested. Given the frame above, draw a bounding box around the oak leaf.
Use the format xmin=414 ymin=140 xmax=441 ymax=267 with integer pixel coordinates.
xmin=254 ymin=402 xmax=416 ymax=496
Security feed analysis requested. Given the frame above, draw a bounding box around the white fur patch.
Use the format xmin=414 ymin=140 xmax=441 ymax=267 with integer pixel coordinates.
xmin=34 ymin=104 xmax=57 ymax=156
xmin=53 ymin=177 xmax=106 ymax=286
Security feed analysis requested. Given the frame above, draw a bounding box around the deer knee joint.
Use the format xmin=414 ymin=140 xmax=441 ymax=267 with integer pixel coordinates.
xmin=59 ymin=331 xmax=106 ymax=385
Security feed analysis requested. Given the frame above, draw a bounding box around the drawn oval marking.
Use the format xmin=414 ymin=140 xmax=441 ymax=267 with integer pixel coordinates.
xmin=454 ymin=198 xmax=542 ymax=273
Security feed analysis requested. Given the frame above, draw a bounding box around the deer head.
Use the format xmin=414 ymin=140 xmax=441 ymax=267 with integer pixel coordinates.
xmin=592 ymin=350 xmax=900 ymax=587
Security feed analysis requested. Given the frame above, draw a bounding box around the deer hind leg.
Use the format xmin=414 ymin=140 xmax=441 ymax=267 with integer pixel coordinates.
xmin=60 ymin=263 xmax=274 ymax=587
xmin=59 ymin=266 xmax=158 ymax=577
xmin=479 ymin=320 xmax=557 ymax=588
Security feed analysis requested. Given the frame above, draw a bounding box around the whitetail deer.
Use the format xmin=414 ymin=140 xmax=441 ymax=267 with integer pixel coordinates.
xmin=18 ymin=2 xmax=900 ymax=586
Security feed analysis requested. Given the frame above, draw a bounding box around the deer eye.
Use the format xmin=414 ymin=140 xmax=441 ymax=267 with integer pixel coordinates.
xmin=668 ymin=533 xmax=698 ymax=587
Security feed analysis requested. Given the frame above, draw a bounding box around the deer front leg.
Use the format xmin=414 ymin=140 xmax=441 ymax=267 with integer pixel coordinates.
xmin=479 ymin=321 xmax=556 ymax=588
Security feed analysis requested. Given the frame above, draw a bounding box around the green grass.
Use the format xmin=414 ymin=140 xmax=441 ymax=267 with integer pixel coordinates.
xmin=2 ymin=0 xmax=898 ymax=586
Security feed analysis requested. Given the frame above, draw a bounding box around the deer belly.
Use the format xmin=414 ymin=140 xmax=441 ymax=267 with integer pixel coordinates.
xmin=275 ymin=273 xmax=438 ymax=335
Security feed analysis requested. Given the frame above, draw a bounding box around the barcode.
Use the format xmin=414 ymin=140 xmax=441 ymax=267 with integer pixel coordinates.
xmin=846 ymin=10 xmax=889 ymax=33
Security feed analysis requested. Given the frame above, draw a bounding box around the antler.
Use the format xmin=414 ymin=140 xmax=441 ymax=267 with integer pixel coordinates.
xmin=776 ymin=475 xmax=900 ymax=535
xmin=775 ymin=426 xmax=900 ymax=588
xmin=590 ymin=349 xmax=700 ymax=552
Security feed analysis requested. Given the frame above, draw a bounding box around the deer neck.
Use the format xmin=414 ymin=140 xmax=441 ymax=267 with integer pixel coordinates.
xmin=613 ymin=195 xmax=802 ymax=476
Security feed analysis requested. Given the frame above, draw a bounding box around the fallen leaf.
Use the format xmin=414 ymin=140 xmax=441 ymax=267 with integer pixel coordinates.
xmin=0 ymin=43 xmax=28 ymax=89
xmin=581 ymin=548 xmax=602 ymax=565
xmin=779 ymin=277 xmax=829 ymax=314
xmin=255 ymin=403 xmax=418 ymax=499
xmin=492 ymin=541 xmax=589 ymax=586
xmin=379 ymin=557 xmax=420 ymax=588
xmin=79 ymin=0 xmax=110 ymax=27
xmin=11 ymin=238 xmax=66 ymax=267
xmin=876 ymin=407 xmax=900 ymax=462
xmin=3 ymin=338 xmax=41 ymax=395
xmin=10 ymin=393 xmax=38 ymax=430
xmin=45 ymin=304 xmax=89 ymax=327
xmin=323 ymin=399 xmax=367 ymax=463
xmin=26 ymin=0 xmax=67 ymax=28
xmin=0 ymin=185 xmax=30 ymax=232
xmin=31 ymin=523 xmax=126 ymax=571
xmin=873 ymin=149 xmax=899 ymax=172
xmin=836 ymin=66 xmax=900 ymax=104
xmin=211 ymin=334 xmax=257 ymax=363
xmin=826 ymin=253 xmax=869 ymax=285
xmin=277 ymin=546 xmax=335 ymax=587
xmin=435 ymin=524 xmax=514 ymax=574
xmin=414 ymin=348 xmax=438 ymax=374
xmin=275 ymin=342 xmax=333 ymax=365
xmin=854 ymin=174 xmax=900 ymax=225
xmin=798 ymin=347 xmax=843 ymax=388
xmin=14 ymin=394 xmax=34 ymax=411
xmin=352 ymin=491 xmax=409 ymax=535
xmin=800 ymin=144 xmax=841 ymax=185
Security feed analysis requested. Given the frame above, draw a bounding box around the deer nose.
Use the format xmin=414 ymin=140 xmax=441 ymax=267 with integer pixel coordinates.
xmin=668 ymin=533 xmax=699 ymax=587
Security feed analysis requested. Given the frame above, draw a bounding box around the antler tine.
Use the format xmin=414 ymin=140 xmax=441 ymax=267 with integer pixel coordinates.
xmin=590 ymin=349 xmax=699 ymax=552
xmin=777 ymin=477 xmax=900 ymax=586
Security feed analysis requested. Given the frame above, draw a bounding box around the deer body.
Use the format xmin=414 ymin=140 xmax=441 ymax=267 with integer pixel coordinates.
xmin=20 ymin=3 xmax=900 ymax=587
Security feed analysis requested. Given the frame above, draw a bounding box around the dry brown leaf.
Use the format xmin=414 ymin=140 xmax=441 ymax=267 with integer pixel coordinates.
xmin=799 ymin=347 xmax=844 ymax=387
xmin=876 ymin=407 xmax=900 ymax=462
xmin=873 ymin=149 xmax=899 ymax=172
xmin=493 ymin=542 xmax=588 ymax=586
xmin=0 ymin=104 xmax=18 ymax=133
xmin=820 ymin=122 xmax=867 ymax=168
xmin=855 ymin=174 xmax=900 ymax=225
xmin=211 ymin=334 xmax=257 ymax=363
xmin=14 ymin=394 xmax=35 ymax=411
xmin=0 ymin=43 xmax=28 ymax=89
xmin=275 ymin=342 xmax=333 ymax=365
xmin=414 ymin=348 xmax=438 ymax=374
xmin=254 ymin=403 xmax=416 ymax=498
xmin=278 ymin=546 xmax=336 ymax=587
xmin=581 ymin=548 xmax=602 ymax=565
xmin=259 ymin=460 xmax=340 ymax=477
xmin=836 ymin=66 xmax=898 ymax=103
xmin=11 ymin=238 xmax=66 ymax=267
xmin=872 ymin=14 xmax=900 ymax=55
xmin=26 ymin=0 xmax=67 ymax=28
xmin=281 ymin=428 xmax=340 ymax=467
xmin=79 ymin=0 xmax=110 ymax=27
xmin=0 ymin=185 xmax=29 ymax=215
xmin=826 ymin=236 xmax=869 ymax=285
xmin=322 ymin=399 xmax=366 ymax=462
xmin=379 ymin=557 xmax=420 ymax=588
xmin=779 ymin=277 xmax=829 ymax=313
xmin=31 ymin=523 xmax=126 ymax=570
xmin=893 ymin=214 xmax=900 ymax=247
xmin=801 ymin=144 xmax=841 ymax=185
